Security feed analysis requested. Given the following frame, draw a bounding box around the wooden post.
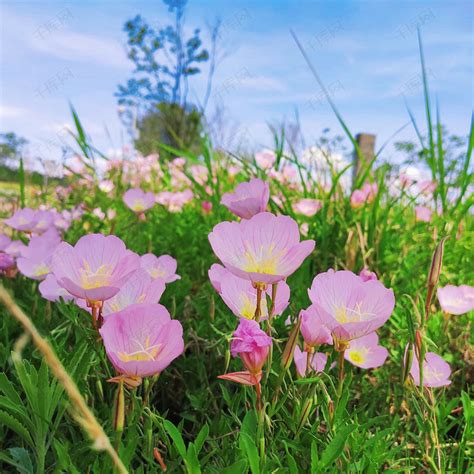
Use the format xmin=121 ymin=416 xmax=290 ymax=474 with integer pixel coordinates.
xmin=352 ymin=133 xmax=376 ymax=187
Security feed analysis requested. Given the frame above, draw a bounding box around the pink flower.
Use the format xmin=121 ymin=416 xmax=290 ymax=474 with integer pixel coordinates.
xmin=294 ymin=345 xmax=327 ymax=377
xmin=344 ymin=333 xmax=388 ymax=369
xmin=209 ymin=212 xmax=315 ymax=285
xmin=255 ymin=149 xmax=276 ymax=169
xmin=0 ymin=235 xmax=11 ymax=251
xmin=17 ymin=230 xmax=62 ymax=280
xmin=293 ymin=199 xmax=322 ymax=217
xmin=39 ymin=274 xmax=74 ymax=302
xmin=409 ymin=349 xmax=451 ymax=388
xmin=221 ymin=178 xmax=270 ymax=220
xmin=92 ymin=208 xmax=105 ymax=220
xmin=33 ymin=210 xmax=56 ymax=234
xmin=415 ymin=206 xmax=432 ymax=222
xmin=437 ymin=285 xmax=474 ymax=315
xmin=418 ymin=180 xmax=437 ymax=195
xmin=350 ymin=183 xmax=378 ymax=208
xmin=231 ymin=319 xmax=272 ymax=374
xmin=101 ymin=269 xmax=165 ymax=317
xmin=140 ymin=254 xmax=180 ymax=283
xmin=208 ymin=263 xmax=228 ymax=293
xmin=51 ymin=234 xmax=140 ymax=303
xmin=0 ymin=253 xmax=15 ymax=271
xmin=308 ymin=269 xmax=395 ymax=343
xmin=4 ymin=208 xmax=38 ymax=232
xmin=218 ymin=270 xmax=290 ymax=320
xmin=123 ymin=188 xmax=155 ymax=213
xmin=5 ymin=240 xmax=27 ymax=257
xmin=202 ymin=201 xmax=213 ymax=214
xmin=359 ymin=268 xmax=378 ymax=282
xmin=99 ymin=180 xmax=115 ymax=193
xmin=300 ymin=306 xmax=333 ymax=347
xmin=99 ymin=303 xmax=184 ymax=379
xmin=190 ymin=165 xmax=208 ymax=185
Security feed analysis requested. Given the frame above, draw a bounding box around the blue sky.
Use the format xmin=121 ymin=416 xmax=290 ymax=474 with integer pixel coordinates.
xmin=0 ymin=0 xmax=472 ymax=164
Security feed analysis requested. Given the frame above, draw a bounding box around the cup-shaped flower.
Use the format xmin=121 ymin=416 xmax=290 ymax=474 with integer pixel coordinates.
xmin=308 ymin=269 xmax=395 ymax=343
xmin=123 ymin=188 xmax=155 ymax=213
xmin=437 ymin=284 xmax=474 ymax=315
xmin=220 ymin=178 xmax=270 ymax=220
xmin=209 ymin=212 xmax=315 ymax=285
xmin=293 ymin=198 xmax=322 ymax=217
xmin=102 ymin=269 xmax=165 ymax=317
xmin=39 ymin=274 xmax=74 ymax=302
xmin=140 ymin=254 xmax=180 ymax=283
xmin=33 ymin=210 xmax=56 ymax=234
xmin=350 ymin=183 xmax=378 ymax=208
xmin=255 ymin=149 xmax=276 ymax=169
xmin=17 ymin=230 xmax=62 ymax=280
xmin=231 ymin=318 xmax=272 ymax=374
xmin=359 ymin=268 xmax=378 ymax=282
xmin=300 ymin=306 xmax=333 ymax=347
xmin=99 ymin=303 xmax=184 ymax=379
xmin=415 ymin=206 xmax=432 ymax=223
xmin=409 ymin=349 xmax=451 ymax=388
xmin=219 ymin=270 xmax=290 ymax=320
xmin=294 ymin=345 xmax=327 ymax=377
xmin=4 ymin=208 xmax=38 ymax=232
xmin=344 ymin=333 xmax=388 ymax=369
xmin=51 ymin=234 xmax=140 ymax=303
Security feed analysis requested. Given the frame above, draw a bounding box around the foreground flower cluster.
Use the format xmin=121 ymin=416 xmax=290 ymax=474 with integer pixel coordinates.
xmin=1 ymin=209 xmax=184 ymax=388
xmin=207 ymin=177 xmax=464 ymax=410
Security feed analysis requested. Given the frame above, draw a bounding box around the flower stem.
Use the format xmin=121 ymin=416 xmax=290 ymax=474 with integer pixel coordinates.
xmin=337 ymin=349 xmax=346 ymax=399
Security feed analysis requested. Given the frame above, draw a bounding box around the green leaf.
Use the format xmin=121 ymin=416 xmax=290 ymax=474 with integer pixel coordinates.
xmin=163 ymin=419 xmax=187 ymax=459
xmin=185 ymin=442 xmax=201 ymax=474
xmin=0 ymin=410 xmax=33 ymax=448
xmin=221 ymin=459 xmax=248 ymax=474
xmin=318 ymin=424 xmax=356 ymax=469
xmin=311 ymin=440 xmax=319 ymax=473
xmin=8 ymin=447 xmax=34 ymax=474
xmin=194 ymin=423 xmax=209 ymax=455
xmin=239 ymin=432 xmax=260 ymax=474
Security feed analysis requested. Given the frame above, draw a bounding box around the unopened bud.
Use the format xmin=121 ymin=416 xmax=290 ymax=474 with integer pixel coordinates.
xmin=281 ymin=316 xmax=302 ymax=370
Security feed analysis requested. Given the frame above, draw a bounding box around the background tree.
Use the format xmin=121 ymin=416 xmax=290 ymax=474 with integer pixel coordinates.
xmin=117 ymin=0 xmax=215 ymax=157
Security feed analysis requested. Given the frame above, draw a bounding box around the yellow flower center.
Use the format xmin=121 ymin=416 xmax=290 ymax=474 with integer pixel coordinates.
xmin=334 ymin=302 xmax=374 ymax=323
xmin=34 ymin=264 xmax=51 ymax=277
xmin=79 ymin=260 xmax=113 ymax=289
xmin=149 ymin=267 xmax=165 ymax=279
xmin=242 ymin=242 xmax=281 ymax=275
xmin=239 ymin=294 xmax=268 ymax=319
xmin=117 ymin=336 xmax=162 ymax=362
xmin=347 ymin=348 xmax=368 ymax=365
xmin=132 ymin=199 xmax=146 ymax=212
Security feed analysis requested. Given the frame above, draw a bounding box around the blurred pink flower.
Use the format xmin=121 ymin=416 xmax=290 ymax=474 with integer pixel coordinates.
xmin=209 ymin=212 xmax=315 ymax=285
xmin=344 ymin=332 xmax=388 ymax=369
xmin=231 ymin=318 xmax=272 ymax=374
xmin=221 ymin=178 xmax=270 ymax=219
xmin=4 ymin=208 xmax=38 ymax=232
xmin=300 ymin=306 xmax=333 ymax=347
xmin=415 ymin=206 xmax=432 ymax=222
xmin=350 ymin=183 xmax=378 ymax=208
xmin=294 ymin=345 xmax=327 ymax=377
xmin=255 ymin=149 xmax=276 ymax=169
xmin=52 ymin=234 xmax=140 ymax=303
xmin=99 ymin=180 xmax=115 ymax=193
xmin=308 ymin=269 xmax=394 ymax=343
xmin=293 ymin=199 xmax=323 ymax=217
xmin=101 ymin=269 xmax=165 ymax=317
xmin=92 ymin=208 xmax=105 ymax=220
xmin=0 ymin=234 xmax=11 ymax=251
xmin=202 ymin=201 xmax=213 ymax=214
xmin=39 ymin=274 xmax=74 ymax=302
xmin=33 ymin=210 xmax=56 ymax=234
xmin=0 ymin=253 xmax=15 ymax=271
xmin=190 ymin=165 xmax=208 ymax=185
xmin=140 ymin=254 xmax=180 ymax=283
xmin=17 ymin=229 xmax=62 ymax=280
xmin=99 ymin=303 xmax=184 ymax=379
xmin=437 ymin=285 xmax=474 ymax=315
xmin=5 ymin=240 xmax=26 ymax=257
xmin=123 ymin=188 xmax=155 ymax=213
xmin=409 ymin=348 xmax=451 ymax=388
xmin=359 ymin=268 xmax=378 ymax=282
xmin=300 ymin=222 xmax=309 ymax=237
xmin=418 ymin=180 xmax=437 ymax=195
xmin=218 ymin=270 xmax=290 ymax=320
